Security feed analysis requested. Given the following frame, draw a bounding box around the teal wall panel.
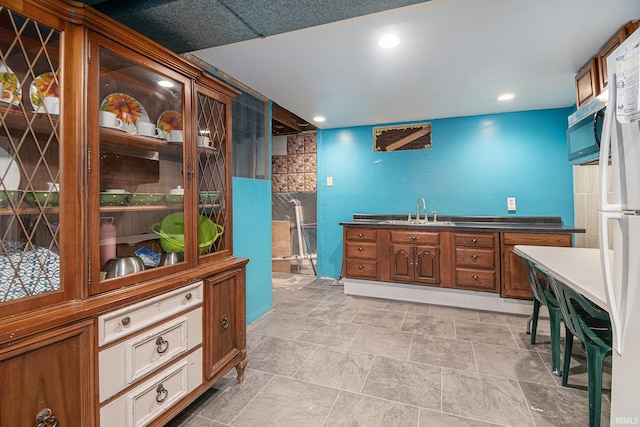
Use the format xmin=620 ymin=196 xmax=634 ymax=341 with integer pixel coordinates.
xmin=317 ymin=108 xmax=574 ymax=279
xmin=232 ymin=177 xmax=272 ymax=323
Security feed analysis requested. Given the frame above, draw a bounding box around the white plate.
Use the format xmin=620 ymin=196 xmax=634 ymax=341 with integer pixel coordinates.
xmin=0 ymin=146 xmax=20 ymax=191
xmin=29 ymin=72 xmax=59 ymax=112
xmin=0 ymin=64 xmax=21 ymax=106
xmin=100 ymin=93 xmax=149 ymax=135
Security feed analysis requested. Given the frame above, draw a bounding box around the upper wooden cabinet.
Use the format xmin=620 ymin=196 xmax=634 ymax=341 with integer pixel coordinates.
xmin=575 ymin=21 xmax=639 ymax=109
xmin=0 ymin=0 xmax=240 ymax=305
xmin=597 ymin=21 xmax=640 ymax=91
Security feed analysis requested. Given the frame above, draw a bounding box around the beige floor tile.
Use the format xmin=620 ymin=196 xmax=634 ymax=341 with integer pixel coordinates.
xmin=384 ymin=299 xmax=431 ymax=315
xmin=455 ymin=319 xmax=518 ymax=347
xmin=248 ymin=312 xmax=314 ymax=339
xmin=272 ymin=299 xmax=322 ymax=316
xmin=307 ymin=302 xmax=360 ymax=323
xmin=473 ymin=342 xmax=557 ymax=385
xmin=351 ymin=307 xmax=405 ymax=330
xmin=430 ymin=305 xmax=479 ymax=321
xmin=247 ymin=336 xmax=316 ymax=376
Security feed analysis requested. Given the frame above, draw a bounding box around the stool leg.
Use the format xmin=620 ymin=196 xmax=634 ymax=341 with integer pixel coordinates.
xmin=585 ymin=342 xmax=608 ymax=427
xmin=562 ymin=326 xmax=573 ymax=387
xmin=531 ymin=299 xmax=541 ymax=344
xmin=549 ymin=307 xmax=561 ymax=376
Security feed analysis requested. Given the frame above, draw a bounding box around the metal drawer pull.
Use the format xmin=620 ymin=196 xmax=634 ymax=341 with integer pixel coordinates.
xmin=357 ymin=233 xmax=364 ymax=237
xmin=470 ymin=275 xmax=480 ymax=280
xmin=121 ymin=316 xmax=131 ymax=326
xmin=358 ymin=247 xmax=365 ymax=251
xmin=221 ymin=314 xmax=230 ymax=329
xmin=358 ymin=265 xmax=365 ymax=270
xmin=156 ymin=384 xmax=168 ymax=403
xmin=470 ymin=238 xmax=478 ymax=243
xmin=411 ymin=236 xmax=417 ymax=241
xmin=36 ymin=408 xmax=58 ymax=427
xmin=470 ymin=254 xmax=480 ymax=259
xmin=155 ymin=336 xmax=169 ymax=354
xmin=185 ymin=292 xmax=192 ymax=301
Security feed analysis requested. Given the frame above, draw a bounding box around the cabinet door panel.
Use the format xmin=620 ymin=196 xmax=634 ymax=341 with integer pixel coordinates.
xmin=414 ymin=245 xmax=440 ymax=285
xmin=204 ymin=269 xmax=246 ymax=381
xmin=390 ymin=244 xmax=413 ymax=282
xmin=0 ymin=322 xmax=93 ymax=427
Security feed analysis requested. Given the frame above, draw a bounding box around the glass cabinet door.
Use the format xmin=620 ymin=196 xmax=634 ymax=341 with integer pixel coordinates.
xmin=88 ymin=34 xmax=191 ymax=294
xmin=0 ymin=7 xmax=68 ymax=315
xmin=196 ymin=86 xmax=232 ymax=262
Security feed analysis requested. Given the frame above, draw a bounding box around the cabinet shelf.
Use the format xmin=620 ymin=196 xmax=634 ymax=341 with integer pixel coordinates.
xmin=0 ymin=206 xmax=60 ymax=215
xmin=100 ymin=128 xmax=183 ymax=158
xmin=0 ymin=105 xmax=58 ymax=135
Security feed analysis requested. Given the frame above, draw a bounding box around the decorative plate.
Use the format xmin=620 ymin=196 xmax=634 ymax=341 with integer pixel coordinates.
xmin=157 ymin=110 xmax=183 ymax=134
xmin=29 ymin=72 xmax=59 ymax=112
xmin=100 ymin=93 xmax=149 ymax=134
xmin=0 ymin=146 xmax=20 ymax=191
xmin=0 ymin=64 xmax=21 ymax=106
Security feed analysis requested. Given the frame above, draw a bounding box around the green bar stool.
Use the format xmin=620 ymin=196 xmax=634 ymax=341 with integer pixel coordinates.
xmin=520 ymin=258 xmax=563 ymax=376
xmin=547 ymin=275 xmax=612 ymax=427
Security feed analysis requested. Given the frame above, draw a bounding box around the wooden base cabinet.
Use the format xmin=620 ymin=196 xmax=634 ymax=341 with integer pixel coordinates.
xmin=0 ymin=321 xmax=95 ymax=427
xmin=451 ymin=232 xmax=499 ymax=293
xmin=389 ymin=230 xmax=441 ymax=285
xmin=501 ymin=232 xmax=572 ymax=299
xmin=343 ymin=227 xmax=379 ymax=280
xmin=204 ymin=268 xmax=248 ymax=383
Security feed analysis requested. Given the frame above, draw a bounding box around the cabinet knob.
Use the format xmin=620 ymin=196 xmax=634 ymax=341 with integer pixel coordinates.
xmin=358 ymin=265 xmax=365 ymax=270
xmin=471 ymin=275 xmax=480 ymax=280
xmin=185 ymin=292 xmax=192 ymax=301
xmin=121 ymin=316 xmax=131 ymax=327
xmin=358 ymin=247 xmax=365 ymax=252
xmin=155 ymin=336 xmax=169 ymax=354
xmin=357 ymin=233 xmax=364 ymax=237
xmin=221 ymin=314 xmax=230 ymax=329
xmin=156 ymin=384 xmax=168 ymax=403
xmin=411 ymin=236 xmax=418 ymax=241
xmin=470 ymin=238 xmax=478 ymax=243
xmin=470 ymin=254 xmax=480 ymax=259
xmin=36 ymin=408 xmax=58 ymax=427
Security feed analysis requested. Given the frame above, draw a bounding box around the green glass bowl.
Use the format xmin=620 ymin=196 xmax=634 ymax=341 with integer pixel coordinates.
xmin=129 ymin=193 xmax=164 ymax=206
xmin=0 ymin=190 xmax=22 ymax=208
xmin=25 ymin=191 xmax=58 ymax=207
xmin=100 ymin=192 xmax=129 ymax=206
xmin=166 ymin=194 xmax=184 ymax=205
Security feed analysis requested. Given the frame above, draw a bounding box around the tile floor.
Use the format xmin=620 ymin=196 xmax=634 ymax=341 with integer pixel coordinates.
xmin=167 ymin=273 xmax=612 ymax=427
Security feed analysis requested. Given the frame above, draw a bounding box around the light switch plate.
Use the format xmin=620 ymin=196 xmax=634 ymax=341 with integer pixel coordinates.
xmin=327 ymin=177 xmax=333 ymax=187
xmin=507 ymin=197 xmax=516 ymax=210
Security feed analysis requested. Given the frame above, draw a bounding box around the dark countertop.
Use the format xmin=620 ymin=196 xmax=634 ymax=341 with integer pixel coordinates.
xmin=339 ymin=214 xmax=585 ymax=233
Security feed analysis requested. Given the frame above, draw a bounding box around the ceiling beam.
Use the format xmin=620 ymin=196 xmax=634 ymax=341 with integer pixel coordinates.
xmin=272 ymin=103 xmax=315 ymax=133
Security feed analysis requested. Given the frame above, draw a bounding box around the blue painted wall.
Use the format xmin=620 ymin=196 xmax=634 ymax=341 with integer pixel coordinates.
xmin=232 ymin=177 xmax=272 ymax=323
xmin=317 ymin=108 xmax=575 ymax=279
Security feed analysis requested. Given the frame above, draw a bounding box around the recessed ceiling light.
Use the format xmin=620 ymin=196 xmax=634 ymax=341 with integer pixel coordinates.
xmin=378 ymin=34 xmax=400 ymax=49
xmin=158 ymin=80 xmax=174 ymax=88
xmin=497 ymin=93 xmax=515 ymax=101
xmin=313 ymin=116 xmax=326 ymax=123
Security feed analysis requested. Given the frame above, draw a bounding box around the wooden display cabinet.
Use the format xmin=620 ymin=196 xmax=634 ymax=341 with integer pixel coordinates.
xmin=0 ymin=1 xmax=247 ymax=425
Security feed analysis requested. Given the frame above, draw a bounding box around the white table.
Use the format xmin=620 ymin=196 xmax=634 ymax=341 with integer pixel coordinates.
xmin=513 ymin=245 xmax=608 ymax=310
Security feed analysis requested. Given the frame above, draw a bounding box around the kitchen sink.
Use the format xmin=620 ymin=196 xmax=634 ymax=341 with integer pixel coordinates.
xmin=381 ymin=220 xmax=456 ymax=226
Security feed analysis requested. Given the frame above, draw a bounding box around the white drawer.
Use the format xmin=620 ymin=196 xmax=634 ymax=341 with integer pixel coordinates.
xmin=100 ymin=348 xmax=202 ymax=427
xmin=99 ymin=308 xmax=202 ymax=402
xmin=98 ymin=282 xmax=203 ymax=346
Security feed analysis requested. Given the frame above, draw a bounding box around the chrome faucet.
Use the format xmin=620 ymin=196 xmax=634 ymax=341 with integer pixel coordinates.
xmin=416 ymin=197 xmax=427 ymax=221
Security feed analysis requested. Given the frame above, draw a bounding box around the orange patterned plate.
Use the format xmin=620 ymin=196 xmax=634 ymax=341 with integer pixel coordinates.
xmin=0 ymin=64 xmax=21 ymax=106
xmin=30 ymin=72 xmax=59 ymax=112
xmin=157 ymin=110 xmax=183 ymax=133
xmin=100 ymin=93 xmax=149 ymax=134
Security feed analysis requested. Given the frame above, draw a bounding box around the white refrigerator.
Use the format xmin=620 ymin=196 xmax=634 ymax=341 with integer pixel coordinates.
xmin=598 ymin=27 xmax=640 ymax=423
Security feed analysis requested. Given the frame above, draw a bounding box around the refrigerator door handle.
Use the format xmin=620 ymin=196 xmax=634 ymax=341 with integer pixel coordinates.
xmin=599 ymin=210 xmax=624 ymax=354
xmin=599 ymin=74 xmax=622 ymax=212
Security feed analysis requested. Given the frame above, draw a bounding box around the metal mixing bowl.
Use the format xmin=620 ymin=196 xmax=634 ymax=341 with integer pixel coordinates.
xmin=103 ymin=256 xmax=145 ymax=278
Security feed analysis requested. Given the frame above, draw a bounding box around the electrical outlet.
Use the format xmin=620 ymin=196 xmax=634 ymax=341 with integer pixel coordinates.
xmin=507 ymin=197 xmax=516 ymax=211
xmin=327 ymin=176 xmax=333 ymax=187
